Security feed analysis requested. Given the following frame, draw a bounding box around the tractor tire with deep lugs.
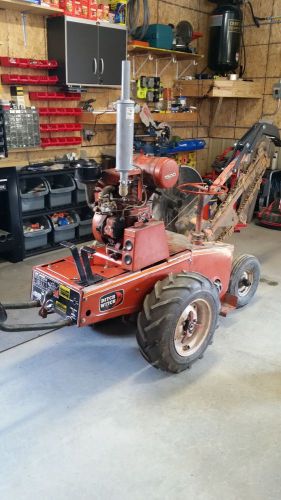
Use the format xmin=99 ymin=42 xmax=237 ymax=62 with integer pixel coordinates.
xmin=228 ymin=254 xmax=260 ymax=308
xmin=136 ymin=273 xmax=220 ymax=373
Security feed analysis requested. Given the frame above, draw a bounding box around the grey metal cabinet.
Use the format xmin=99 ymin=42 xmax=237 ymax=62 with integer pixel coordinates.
xmin=98 ymin=25 xmax=127 ymax=86
xmin=47 ymin=17 xmax=127 ymax=87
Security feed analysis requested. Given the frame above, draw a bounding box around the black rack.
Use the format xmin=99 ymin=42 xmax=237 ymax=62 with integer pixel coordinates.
xmin=0 ymin=164 xmax=92 ymax=262
xmin=22 ymin=202 xmax=88 ymax=219
xmin=24 ymin=235 xmax=92 ymax=258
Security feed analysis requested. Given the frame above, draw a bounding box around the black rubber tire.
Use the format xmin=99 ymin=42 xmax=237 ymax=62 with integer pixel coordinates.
xmin=136 ymin=272 xmax=220 ymax=373
xmin=228 ymin=254 xmax=260 ymax=308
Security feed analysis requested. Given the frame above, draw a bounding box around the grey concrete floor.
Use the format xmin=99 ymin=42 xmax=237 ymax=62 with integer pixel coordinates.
xmin=0 ymin=224 xmax=280 ymax=500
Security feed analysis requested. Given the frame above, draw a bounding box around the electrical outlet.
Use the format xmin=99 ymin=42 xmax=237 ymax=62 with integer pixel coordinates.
xmin=272 ymin=80 xmax=281 ymax=100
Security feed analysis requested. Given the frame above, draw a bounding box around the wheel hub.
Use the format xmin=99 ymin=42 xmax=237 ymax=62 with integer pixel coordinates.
xmin=238 ymin=271 xmax=253 ymax=296
xmin=174 ymin=299 xmax=212 ymax=357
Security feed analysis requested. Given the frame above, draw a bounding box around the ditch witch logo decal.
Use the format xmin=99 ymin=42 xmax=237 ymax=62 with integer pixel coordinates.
xmin=99 ymin=290 xmax=124 ymax=312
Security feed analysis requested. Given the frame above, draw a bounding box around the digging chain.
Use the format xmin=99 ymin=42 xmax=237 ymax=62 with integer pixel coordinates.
xmin=210 ymin=145 xmax=270 ymax=242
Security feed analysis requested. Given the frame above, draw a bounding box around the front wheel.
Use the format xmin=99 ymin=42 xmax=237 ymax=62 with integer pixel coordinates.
xmin=136 ymin=273 xmax=220 ymax=373
xmin=228 ymin=254 xmax=260 ymax=308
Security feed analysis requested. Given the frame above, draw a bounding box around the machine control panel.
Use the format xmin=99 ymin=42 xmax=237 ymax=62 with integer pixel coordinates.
xmin=32 ymin=271 xmax=81 ymax=324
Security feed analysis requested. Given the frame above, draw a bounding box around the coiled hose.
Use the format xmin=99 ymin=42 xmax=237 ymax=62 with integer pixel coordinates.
xmin=127 ymin=0 xmax=150 ymax=38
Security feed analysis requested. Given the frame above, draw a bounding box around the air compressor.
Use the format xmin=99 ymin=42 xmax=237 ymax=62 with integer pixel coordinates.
xmin=208 ymin=0 xmax=243 ymax=74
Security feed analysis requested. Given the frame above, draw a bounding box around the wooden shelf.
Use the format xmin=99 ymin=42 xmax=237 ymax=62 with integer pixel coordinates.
xmin=128 ymin=44 xmax=203 ymax=61
xmin=79 ymin=111 xmax=198 ymax=125
xmin=0 ymin=159 xmax=27 ymax=168
xmin=174 ymin=79 xmax=263 ymax=99
xmin=0 ymin=0 xmax=63 ymax=15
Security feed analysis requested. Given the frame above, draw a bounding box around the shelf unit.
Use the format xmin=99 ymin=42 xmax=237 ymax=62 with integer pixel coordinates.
xmin=0 ymin=0 xmax=63 ymax=15
xmin=22 ymin=202 xmax=88 ymax=219
xmin=173 ymin=79 xmax=263 ymax=133
xmin=0 ymin=166 xmax=93 ymax=262
xmin=128 ymin=44 xmax=203 ymax=79
xmin=174 ymin=79 xmax=263 ymax=99
xmin=79 ymin=111 xmax=198 ymax=125
xmin=128 ymin=45 xmax=203 ymax=61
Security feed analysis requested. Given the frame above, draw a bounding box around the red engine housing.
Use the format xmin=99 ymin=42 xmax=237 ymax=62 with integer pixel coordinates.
xmin=89 ymin=154 xmax=179 ymax=270
xmin=133 ymin=153 xmax=179 ymax=189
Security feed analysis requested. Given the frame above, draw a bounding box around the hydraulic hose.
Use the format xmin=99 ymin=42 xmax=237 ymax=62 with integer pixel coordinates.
xmin=127 ymin=0 xmax=150 ymax=38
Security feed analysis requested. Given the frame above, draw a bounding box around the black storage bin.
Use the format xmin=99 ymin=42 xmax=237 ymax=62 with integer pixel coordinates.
xmin=23 ymin=216 xmax=52 ymax=251
xmin=74 ymin=178 xmax=87 ymax=204
xmin=20 ymin=176 xmax=49 ymax=213
xmin=77 ymin=207 xmax=93 ymax=238
xmin=45 ymin=174 xmax=76 ymax=208
xmin=50 ymin=211 xmax=80 ymax=243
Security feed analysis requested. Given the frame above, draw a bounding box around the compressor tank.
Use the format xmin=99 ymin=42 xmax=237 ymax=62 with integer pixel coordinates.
xmin=208 ymin=2 xmax=243 ymax=74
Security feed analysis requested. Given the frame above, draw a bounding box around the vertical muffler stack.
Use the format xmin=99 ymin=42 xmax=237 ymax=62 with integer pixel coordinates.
xmin=116 ymin=60 xmax=135 ymax=197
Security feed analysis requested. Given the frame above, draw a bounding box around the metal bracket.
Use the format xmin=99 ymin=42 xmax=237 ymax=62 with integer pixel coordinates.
xmin=130 ymin=52 xmax=199 ymax=81
xmin=176 ymin=59 xmax=198 ymax=80
xmin=131 ymin=54 xmax=154 ymax=79
xmin=155 ymin=56 xmax=177 ymax=78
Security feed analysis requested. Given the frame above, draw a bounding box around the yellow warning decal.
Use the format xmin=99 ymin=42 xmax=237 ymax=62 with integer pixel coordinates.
xmin=56 ymin=301 xmax=67 ymax=313
xmin=59 ymin=285 xmax=70 ymax=301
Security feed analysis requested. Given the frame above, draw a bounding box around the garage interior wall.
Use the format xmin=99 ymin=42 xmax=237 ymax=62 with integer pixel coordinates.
xmin=0 ymin=0 xmax=280 ymax=172
xmin=207 ymin=0 xmax=280 ymax=165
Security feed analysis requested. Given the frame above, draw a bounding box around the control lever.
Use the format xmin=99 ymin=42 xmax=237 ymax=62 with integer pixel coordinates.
xmin=60 ymin=242 xmax=103 ymax=286
xmin=60 ymin=241 xmax=88 ymax=285
xmin=81 ymin=246 xmax=103 ymax=285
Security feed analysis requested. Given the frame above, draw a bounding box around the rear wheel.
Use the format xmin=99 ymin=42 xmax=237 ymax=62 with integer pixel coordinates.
xmin=136 ymin=273 xmax=220 ymax=373
xmin=228 ymin=254 xmax=260 ymax=308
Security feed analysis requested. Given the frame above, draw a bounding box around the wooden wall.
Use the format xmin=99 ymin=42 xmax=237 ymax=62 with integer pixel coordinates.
xmin=0 ymin=0 xmax=279 ymax=171
xmin=209 ymin=0 xmax=280 ymax=161
xmin=0 ymin=1 xmax=212 ymax=172
xmin=83 ymin=0 xmax=214 ymax=174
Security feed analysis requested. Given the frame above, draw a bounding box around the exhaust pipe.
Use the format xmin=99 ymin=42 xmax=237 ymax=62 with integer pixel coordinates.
xmin=115 ymin=60 xmax=135 ymax=197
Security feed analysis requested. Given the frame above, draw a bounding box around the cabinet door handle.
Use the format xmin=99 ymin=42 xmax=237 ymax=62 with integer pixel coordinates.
xmin=93 ymin=58 xmax=97 ymax=75
xmin=100 ymin=58 xmax=104 ymax=75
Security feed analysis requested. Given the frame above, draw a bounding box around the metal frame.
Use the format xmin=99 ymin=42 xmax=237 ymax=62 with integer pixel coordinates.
xmin=176 ymin=59 xmax=198 ymax=80
xmin=130 ymin=53 xmax=199 ymax=80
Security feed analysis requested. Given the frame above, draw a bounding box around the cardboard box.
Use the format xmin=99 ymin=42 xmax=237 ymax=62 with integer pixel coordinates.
xmin=88 ymin=0 xmax=97 ymax=19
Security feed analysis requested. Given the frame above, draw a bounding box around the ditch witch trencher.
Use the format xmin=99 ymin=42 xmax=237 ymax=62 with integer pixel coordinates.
xmin=1 ymin=61 xmax=280 ymax=373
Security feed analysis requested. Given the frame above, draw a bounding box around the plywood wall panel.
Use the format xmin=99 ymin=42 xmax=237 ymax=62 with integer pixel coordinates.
xmin=243 ymin=45 xmax=268 ymax=78
xmin=0 ymin=0 xmax=278 ymax=175
xmin=244 ymin=25 xmax=270 ymax=46
xmin=211 ymin=99 xmax=237 ymax=127
xmin=264 ymin=78 xmax=277 ymax=95
xmin=236 ymin=98 xmax=263 ymax=127
xmin=243 ymin=0 xmax=273 ymax=24
xmin=211 ymin=127 xmax=235 ymax=139
xmin=266 ymin=44 xmax=281 ymax=78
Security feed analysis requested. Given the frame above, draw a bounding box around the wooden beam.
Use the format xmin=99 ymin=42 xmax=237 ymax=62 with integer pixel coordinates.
xmin=174 ymin=79 xmax=263 ymax=99
xmin=0 ymin=0 xmax=63 ymax=15
xmin=79 ymin=111 xmax=198 ymax=125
